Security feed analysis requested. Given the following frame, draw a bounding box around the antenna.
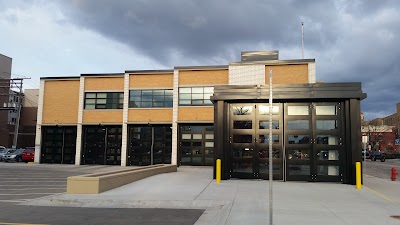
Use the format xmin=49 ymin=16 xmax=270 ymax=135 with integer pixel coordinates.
xmin=301 ymin=22 xmax=304 ymax=59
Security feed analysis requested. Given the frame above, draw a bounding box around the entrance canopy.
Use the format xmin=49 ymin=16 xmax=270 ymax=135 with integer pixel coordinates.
xmin=211 ymin=83 xmax=366 ymax=184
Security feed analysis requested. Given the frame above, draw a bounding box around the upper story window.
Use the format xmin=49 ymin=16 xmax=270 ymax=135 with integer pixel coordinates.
xmin=179 ymin=87 xmax=214 ymax=106
xmin=84 ymin=92 xmax=123 ymax=109
xmin=129 ymin=89 xmax=173 ymax=108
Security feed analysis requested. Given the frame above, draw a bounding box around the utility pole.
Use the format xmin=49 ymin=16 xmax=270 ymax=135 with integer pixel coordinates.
xmin=12 ymin=79 xmax=23 ymax=149
xmin=0 ymin=78 xmax=30 ymax=148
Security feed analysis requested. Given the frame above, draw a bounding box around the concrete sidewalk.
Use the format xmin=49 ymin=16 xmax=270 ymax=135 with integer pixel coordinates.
xmin=24 ymin=167 xmax=400 ymax=225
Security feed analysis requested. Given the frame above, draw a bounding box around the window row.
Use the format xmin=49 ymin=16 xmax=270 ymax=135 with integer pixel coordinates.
xmin=233 ymin=120 xmax=338 ymax=130
xmin=84 ymin=87 xmax=214 ymax=109
xmin=129 ymin=90 xmax=173 ymax=108
xmin=231 ymin=134 xmax=339 ymax=145
xmin=232 ymin=105 xmax=338 ymax=116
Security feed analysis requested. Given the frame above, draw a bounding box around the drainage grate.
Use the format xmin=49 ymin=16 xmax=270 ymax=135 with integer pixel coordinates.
xmin=390 ymin=216 xmax=400 ymax=220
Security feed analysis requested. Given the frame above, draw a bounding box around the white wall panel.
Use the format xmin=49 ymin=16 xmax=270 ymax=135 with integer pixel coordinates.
xmin=121 ymin=73 xmax=130 ymax=166
xmin=308 ymin=62 xmax=316 ymax=83
xmin=34 ymin=80 xmax=45 ymax=163
xmin=74 ymin=77 xmax=85 ymax=165
xmin=171 ymin=69 xmax=179 ymax=165
xmin=229 ymin=65 xmax=265 ymax=85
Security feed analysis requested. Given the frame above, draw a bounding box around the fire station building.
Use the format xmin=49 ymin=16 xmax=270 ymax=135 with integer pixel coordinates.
xmin=34 ymin=51 xmax=366 ymax=184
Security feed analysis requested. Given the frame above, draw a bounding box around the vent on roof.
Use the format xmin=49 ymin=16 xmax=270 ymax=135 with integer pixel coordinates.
xmin=241 ymin=51 xmax=279 ymax=62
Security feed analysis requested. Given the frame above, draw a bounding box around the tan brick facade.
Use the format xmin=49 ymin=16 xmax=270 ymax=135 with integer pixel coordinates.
xmin=85 ymin=77 xmax=124 ymax=90
xmin=265 ymin=64 xmax=309 ymax=84
xmin=128 ymin=109 xmax=173 ymax=122
xmin=42 ymin=80 xmax=79 ymax=124
xmin=179 ymin=70 xmax=229 ymax=85
xmin=130 ymin=74 xmax=173 ymax=88
xmin=41 ymin=62 xmax=311 ymax=126
xmin=83 ymin=110 xmax=123 ymax=123
xmin=178 ymin=107 xmax=214 ymax=121
xmin=37 ymin=50 xmax=316 ymax=167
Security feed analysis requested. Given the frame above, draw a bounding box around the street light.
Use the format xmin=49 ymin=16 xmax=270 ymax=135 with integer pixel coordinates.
xmin=268 ymin=69 xmax=273 ymax=225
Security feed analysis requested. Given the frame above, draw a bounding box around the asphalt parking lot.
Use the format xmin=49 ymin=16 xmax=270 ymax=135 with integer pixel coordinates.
xmin=0 ymin=163 xmax=204 ymax=225
xmin=1 ymin=160 xmax=400 ymax=225
xmin=363 ymin=158 xmax=400 ymax=181
xmin=0 ymin=162 xmax=125 ymax=203
xmin=1 ymin=159 xmax=399 ymax=203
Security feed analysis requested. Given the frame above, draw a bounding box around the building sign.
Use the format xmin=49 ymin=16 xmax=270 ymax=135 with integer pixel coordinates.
xmin=395 ymin=139 xmax=400 ymax=145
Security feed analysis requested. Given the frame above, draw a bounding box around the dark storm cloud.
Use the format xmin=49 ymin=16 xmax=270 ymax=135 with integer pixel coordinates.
xmin=55 ymin=0 xmax=399 ymax=120
xmin=57 ymin=0 xmax=339 ymax=64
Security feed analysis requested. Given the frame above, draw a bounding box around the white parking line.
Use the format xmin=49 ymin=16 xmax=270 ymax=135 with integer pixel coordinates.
xmin=0 ymin=185 xmax=64 ymax=187
xmin=0 ymin=222 xmax=48 ymax=225
xmin=0 ymin=174 xmax=72 ymax=176
xmin=0 ymin=174 xmax=74 ymax=176
xmin=0 ymin=193 xmax=59 ymax=195
xmin=0 ymin=173 xmax=77 ymax=176
xmin=0 ymin=181 xmax=65 ymax=183
xmin=0 ymin=200 xmax=27 ymax=203
xmin=0 ymin=188 xmax=65 ymax=191
xmin=0 ymin=178 xmax=66 ymax=180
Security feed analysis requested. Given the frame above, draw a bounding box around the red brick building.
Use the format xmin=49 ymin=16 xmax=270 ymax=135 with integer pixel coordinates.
xmin=361 ymin=125 xmax=399 ymax=152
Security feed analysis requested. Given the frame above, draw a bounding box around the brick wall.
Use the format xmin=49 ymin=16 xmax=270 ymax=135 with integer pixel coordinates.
xmin=42 ymin=80 xmax=79 ymax=124
xmin=265 ymin=64 xmax=309 ymax=84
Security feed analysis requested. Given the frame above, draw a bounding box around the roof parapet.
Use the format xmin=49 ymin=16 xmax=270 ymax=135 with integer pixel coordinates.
xmin=241 ymin=51 xmax=279 ymax=62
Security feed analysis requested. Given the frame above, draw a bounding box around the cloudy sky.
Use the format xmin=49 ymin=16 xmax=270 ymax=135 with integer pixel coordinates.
xmin=0 ymin=0 xmax=399 ymax=120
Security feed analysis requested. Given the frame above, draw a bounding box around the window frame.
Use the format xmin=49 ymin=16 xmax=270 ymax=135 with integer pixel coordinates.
xmin=178 ymin=86 xmax=214 ymax=106
xmin=84 ymin=92 xmax=123 ymax=109
xmin=129 ymin=89 xmax=173 ymax=108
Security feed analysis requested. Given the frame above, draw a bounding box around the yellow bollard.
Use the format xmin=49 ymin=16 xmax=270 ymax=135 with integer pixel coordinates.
xmin=216 ymin=159 xmax=221 ymax=183
xmin=356 ymin=162 xmax=361 ymax=189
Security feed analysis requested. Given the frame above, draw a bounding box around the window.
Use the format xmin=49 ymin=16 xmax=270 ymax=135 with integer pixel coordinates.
xmin=288 ymin=106 xmax=309 ymax=115
xmin=259 ymin=121 xmax=279 ymax=129
xmin=288 ymin=135 xmax=310 ymax=144
xmin=316 ymin=105 xmax=337 ymax=115
xmin=259 ymin=105 xmax=279 ymax=115
xmin=259 ymin=134 xmax=279 ymax=143
xmin=129 ymin=89 xmax=173 ymax=108
xmin=233 ymin=106 xmax=252 ymax=115
xmin=288 ymin=120 xmax=309 ymax=130
xmin=84 ymin=92 xmax=123 ymax=109
xmin=179 ymin=87 xmax=214 ymax=106
xmin=316 ymin=120 xmax=337 ymax=130
xmin=233 ymin=121 xmax=253 ymax=129
xmin=316 ymin=135 xmax=339 ymax=145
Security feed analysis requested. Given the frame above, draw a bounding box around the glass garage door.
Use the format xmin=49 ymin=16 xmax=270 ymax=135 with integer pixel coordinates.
xmin=228 ymin=102 xmax=344 ymax=182
xmin=82 ymin=126 xmax=122 ymax=165
xmin=229 ymin=103 xmax=283 ymax=180
xmin=41 ymin=126 xmax=76 ymax=164
xmin=179 ymin=124 xmax=214 ymax=166
xmin=128 ymin=125 xmax=172 ymax=166
xmin=285 ymin=103 xmax=344 ymax=182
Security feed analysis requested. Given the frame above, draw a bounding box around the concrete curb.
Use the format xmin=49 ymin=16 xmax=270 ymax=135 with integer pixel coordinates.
xmin=23 ymin=197 xmax=231 ymax=209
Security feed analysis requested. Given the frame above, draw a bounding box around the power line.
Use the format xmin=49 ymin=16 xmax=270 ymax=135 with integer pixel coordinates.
xmin=0 ymin=71 xmax=31 ymax=78
xmin=24 ymin=81 xmax=40 ymax=89
xmin=1 ymin=72 xmax=41 ymax=89
xmin=22 ymin=94 xmax=38 ymax=107
xmin=23 ymin=78 xmax=41 ymax=88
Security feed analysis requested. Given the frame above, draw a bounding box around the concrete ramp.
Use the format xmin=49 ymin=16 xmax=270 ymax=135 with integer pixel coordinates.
xmin=67 ymin=164 xmax=177 ymax=194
